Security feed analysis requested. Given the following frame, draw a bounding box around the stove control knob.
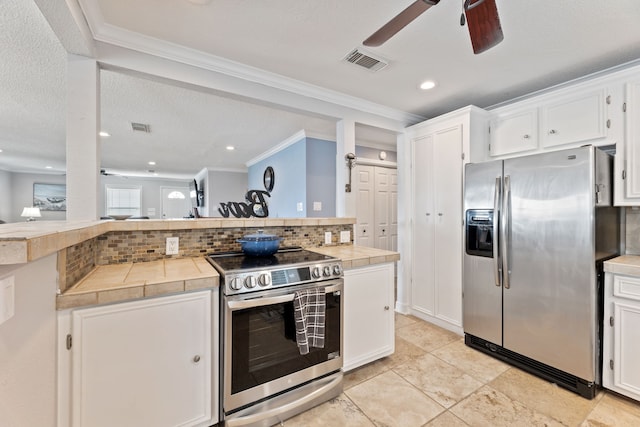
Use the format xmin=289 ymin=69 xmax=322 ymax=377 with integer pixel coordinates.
xmin=258 ymin=273 xmax=271 ymax=287
xmin=229 ymin=277 xmax=243 ymax=291
xmin=323 ymin=266 xmax=331 ymax=277
xmin=312 ymin=266 xmax=322 ymax=279
xmin=333 ymin=264 xmax=342 ymax=276
xmin=244 ymin=275 xmax=257 ymax=289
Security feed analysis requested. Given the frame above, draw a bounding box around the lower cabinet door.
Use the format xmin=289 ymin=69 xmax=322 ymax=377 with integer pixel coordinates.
xmin=605 ymin=299 xmax=640 ymax=401
xmin=343 ymin=263 xmax=394 ymax=371
xmin=70 ymin=291 xmax=214 ymax=427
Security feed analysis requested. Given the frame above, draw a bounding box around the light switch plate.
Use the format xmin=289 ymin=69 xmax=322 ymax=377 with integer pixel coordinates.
xmin=325 ymin=232 xmax=332 ymax=245
xmin=166 ymin=237 xmax=179 ymax=255
xmin=340 ymin=230 xmax=351 ymax=243
xmin=0 ymin=276 xmax=15 ymax=325
xmin=297 ymin=202 xmax=304 ymax=212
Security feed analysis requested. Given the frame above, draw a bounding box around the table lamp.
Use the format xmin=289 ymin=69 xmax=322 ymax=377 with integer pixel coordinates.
xmin=21 ymin=207 xmax=41 ymax=221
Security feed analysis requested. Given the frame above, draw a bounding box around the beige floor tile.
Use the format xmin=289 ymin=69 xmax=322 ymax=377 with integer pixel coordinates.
xmin=424 ymin=411 xmax=470 ymax=426
xmin=395 ymin=313 xmax=419 ymax=329
xmin=489 ymin=367 xmax=601 ymax=426
xmin=431 ymin=339 xmax=511 ymax=383
xmin=344 ymin=335 xmax=428 ymax=390
xmin=346 ymin=370 xmax=445 ymax=427
xmin=395 ymin=320 xmax=460 ymax=353
xmin=394 ymin=353 xmax=483 ymax=408
xmin=282 ymin=394 xmax=374 ymax=427
xmin=581 ymin=392 xmax=640 ymax=427
xmin=450 ymin=385 xmax=564 ymax=427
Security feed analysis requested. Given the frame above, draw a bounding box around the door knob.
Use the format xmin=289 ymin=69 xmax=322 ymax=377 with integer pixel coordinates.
xmin=193 ymin=355 xmax=201 ymax=363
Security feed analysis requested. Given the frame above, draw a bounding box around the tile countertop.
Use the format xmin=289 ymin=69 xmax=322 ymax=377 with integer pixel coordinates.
xmin=57 ymin=257 xmax=219 ymax=310
xmin=604 ymin=255 xmax=640 ymax=276
xmin=309 ymin=245 xmax=400 ymax=269
xmin=0 ymin=217 xmax=356 ymax=265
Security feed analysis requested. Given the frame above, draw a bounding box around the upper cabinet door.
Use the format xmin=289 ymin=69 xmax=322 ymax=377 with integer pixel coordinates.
xmin=489 ymin=109 xmax=538 ymax=157
xmin=541 ymin=89 xmax=607 ymax=148
xmin=623 ymin=80 xmax=640 ymax=201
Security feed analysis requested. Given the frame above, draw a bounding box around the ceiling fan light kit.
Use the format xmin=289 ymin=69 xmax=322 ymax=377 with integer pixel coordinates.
xmin=363 ymin=0 xmax=503 ymax=54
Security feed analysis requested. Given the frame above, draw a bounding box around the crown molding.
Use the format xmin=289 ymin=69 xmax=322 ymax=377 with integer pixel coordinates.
xmin=245 ymin=130 xmax=306 ymax=167
xmin=77 ymin=1 xmax=424 ymax=125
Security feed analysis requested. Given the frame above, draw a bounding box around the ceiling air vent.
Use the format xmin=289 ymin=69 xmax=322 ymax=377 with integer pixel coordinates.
xmin=343 ymin=48 xmax=388 ymax=72
xmin=131 ymin=122 xmax=151 ymax=133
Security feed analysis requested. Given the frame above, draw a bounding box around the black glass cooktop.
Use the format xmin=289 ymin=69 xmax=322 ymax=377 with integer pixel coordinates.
xmin=208 ymin=247 xmax=334 ymax=273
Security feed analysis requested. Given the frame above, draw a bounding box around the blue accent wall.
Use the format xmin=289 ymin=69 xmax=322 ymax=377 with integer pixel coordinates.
xmin=247 ymin=136 xmax=336 ymax=218
xmin=306 ymin=138 xmax=336 ymax=217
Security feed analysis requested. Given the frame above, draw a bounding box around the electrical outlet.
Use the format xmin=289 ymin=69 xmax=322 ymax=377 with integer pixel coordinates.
xmin=325 ymin=232 xmax=332 ymax=245
xmin=313 ymin=201 xmax=322 ymax=211
xmin=166 ymin=237 xmax=179 ymax=255
xmin=340 ymin=230 xmax=351 ymax=243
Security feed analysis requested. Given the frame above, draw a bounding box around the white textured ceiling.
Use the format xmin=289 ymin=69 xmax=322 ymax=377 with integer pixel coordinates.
xmin=2 ymin=0 xmax=640 ymax=178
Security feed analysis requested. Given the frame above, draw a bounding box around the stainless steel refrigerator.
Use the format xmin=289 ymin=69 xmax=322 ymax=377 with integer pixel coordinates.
xmin=463 ymin=145 xmax=619 ymax=399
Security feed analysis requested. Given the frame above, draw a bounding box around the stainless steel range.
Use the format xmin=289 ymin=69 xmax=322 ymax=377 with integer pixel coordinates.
xmin=208 ymin=247 xmax=344 ymax=427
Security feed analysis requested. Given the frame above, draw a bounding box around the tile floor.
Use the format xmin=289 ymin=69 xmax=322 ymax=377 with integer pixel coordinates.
xmin=282 ymin=314 xmax=640 ymax=427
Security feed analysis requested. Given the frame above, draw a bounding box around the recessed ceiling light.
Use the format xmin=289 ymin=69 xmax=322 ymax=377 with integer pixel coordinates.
xmin=148 ymin=161 xmax=156 ymax=166
xmin=419 ymin=80 xmax=436 ymax=90
xmin=226 ymin=146 xmax=235 ymax=151
xmin=45 ymin=166 xmax=52 ymax=169
xmin=0 ymin=149 xmax=3 ymax=153
xmin=99 ymin=131 xmax=110 ymax=137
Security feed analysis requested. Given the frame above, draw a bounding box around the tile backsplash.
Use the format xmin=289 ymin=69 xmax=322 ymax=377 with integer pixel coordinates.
xmin=626 ymin=207 xmax=640 ymax=254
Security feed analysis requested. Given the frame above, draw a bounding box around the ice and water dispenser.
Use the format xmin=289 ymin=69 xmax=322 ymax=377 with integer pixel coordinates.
xmin=465 ymin=209 xmax=494 ymax=257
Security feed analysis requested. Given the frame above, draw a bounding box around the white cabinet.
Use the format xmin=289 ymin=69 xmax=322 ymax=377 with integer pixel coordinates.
xmin=58 ymin=290 xmax=218 ymax=427
xmin=489 ymin=109 xmax=538 ymax=156
xmin=540 ymin=88 xmax=608 ymax=148
xmin=343 ymin=262 xmax=394 ymax=371
xmin=617 ymin=79 xmax=640 ymax=204
xmin=407 ymin=106 xmax=488 ymax=332
xmin=603 ymin=272 xmax=640 ymax=402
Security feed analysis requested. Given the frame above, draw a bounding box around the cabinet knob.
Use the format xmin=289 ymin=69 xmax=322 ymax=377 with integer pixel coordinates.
xmin=193 ymin=355 xmax=201 ymax=363
xmin=523 ymin=134 xmax=530 ymax=139
xmin=426 ymin=213 xmax=431 ymax=216
xmin=382 ymin=229 xmax=386 ymax=233
xmin=438 ymin=213 xmax=443 ymax=216
xmin=548 ymin=129 xmax=558 ymax=135
xmin=384 ymin=306 xmax=390 ymax=311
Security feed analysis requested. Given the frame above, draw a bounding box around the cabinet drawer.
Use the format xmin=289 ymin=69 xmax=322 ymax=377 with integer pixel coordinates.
xmin=613 ymin=274 xmax=640 ymax=301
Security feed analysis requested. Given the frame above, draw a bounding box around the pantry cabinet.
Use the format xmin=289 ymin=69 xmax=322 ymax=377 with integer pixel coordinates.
xmin=58 ymin=290 xmax=218 ymax=427
xmin=603 ymin=271 xmax=640 ymax=402
xmin=343 ymin=262 xmax=394 ymax=371
xmin=355 ymin=164 xmax=398 ymax=251
xmin=407 ymin=106 xmax=488 ymax=332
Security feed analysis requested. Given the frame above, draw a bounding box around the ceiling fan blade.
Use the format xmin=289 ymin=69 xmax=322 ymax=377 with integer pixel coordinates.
xmin=464 ymin=0 xmax=504 ymax=54
xmin=363 ymin=0 xmax=440 ymax=47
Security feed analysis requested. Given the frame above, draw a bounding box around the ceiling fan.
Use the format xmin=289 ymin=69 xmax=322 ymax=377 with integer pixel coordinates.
xmin=363 ymin=0 xmax=504 ymax=54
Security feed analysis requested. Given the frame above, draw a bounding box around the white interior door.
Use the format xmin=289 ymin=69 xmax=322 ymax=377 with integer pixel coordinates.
xmin=374 ymin=168 xmax=390 ymax=250
xmin=161 ymin=187 xmax=191 ymax=219
xmin=355 ymin=165 xmax=375 ymax=247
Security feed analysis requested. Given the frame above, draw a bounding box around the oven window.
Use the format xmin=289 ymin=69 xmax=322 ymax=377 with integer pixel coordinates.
xmin=230 ymin=292 xmax=341 ymax=395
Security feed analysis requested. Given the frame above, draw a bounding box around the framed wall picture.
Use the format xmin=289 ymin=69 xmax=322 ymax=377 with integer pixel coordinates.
xmin=33 ymin=183 xmax=67 ymax=211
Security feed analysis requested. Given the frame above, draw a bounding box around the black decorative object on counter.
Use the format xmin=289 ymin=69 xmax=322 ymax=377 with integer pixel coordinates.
xmin=218 ymin=190 xmax=270 ymax=218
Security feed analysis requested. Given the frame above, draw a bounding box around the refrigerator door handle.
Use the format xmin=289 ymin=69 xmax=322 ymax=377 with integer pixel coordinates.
xmin=493 ymin=176 xmax=502 ymax=287
xmin=502 ymin=175 xmax=511 ymax=289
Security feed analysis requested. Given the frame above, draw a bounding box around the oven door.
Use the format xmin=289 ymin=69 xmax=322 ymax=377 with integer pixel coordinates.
xmin=223 ymin=279 xmax=343 ymax=414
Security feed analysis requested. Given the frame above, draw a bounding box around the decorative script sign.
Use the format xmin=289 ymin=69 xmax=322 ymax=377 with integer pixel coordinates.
xmin=218 ymin=190 xmax=271 ymax=218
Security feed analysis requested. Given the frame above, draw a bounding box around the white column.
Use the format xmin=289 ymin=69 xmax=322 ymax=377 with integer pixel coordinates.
xmin=66 ymin=55 xmax=100 ymax=220
xmin=336 ymin=119 xmax=356 ymax=218
xmin=395 ymin=131 xmax=411 ymax=314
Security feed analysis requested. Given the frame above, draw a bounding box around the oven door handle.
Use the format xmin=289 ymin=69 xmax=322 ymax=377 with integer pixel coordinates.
xmin=227 ymin=283 xmax=342 ymax=310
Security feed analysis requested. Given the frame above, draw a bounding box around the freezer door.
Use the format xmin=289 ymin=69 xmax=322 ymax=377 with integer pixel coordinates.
xmin=502 ymin=147 xmax=597 ymax=381
xmin=463 ymin=160 xmax=503 ymax=345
